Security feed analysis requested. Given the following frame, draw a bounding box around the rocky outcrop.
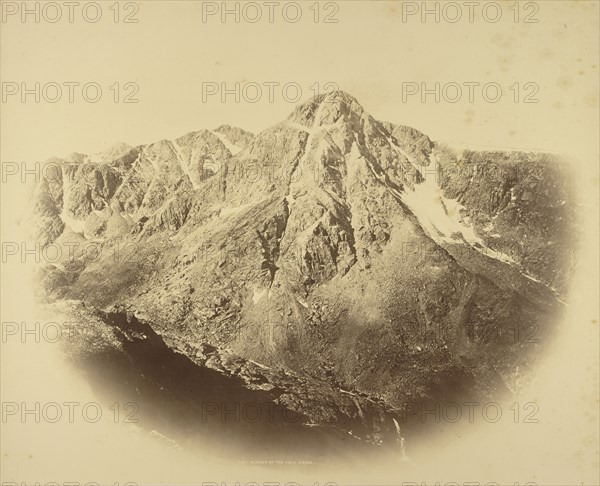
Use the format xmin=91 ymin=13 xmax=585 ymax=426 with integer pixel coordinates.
xmin=435 ymin=146 xmax=577 ymax=293
xmin=54 ymin=301 xmax=407 ymax=458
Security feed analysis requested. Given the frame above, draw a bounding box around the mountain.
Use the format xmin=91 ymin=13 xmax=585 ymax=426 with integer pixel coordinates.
xmin=30 ymin=91 xmax=576 ymax=454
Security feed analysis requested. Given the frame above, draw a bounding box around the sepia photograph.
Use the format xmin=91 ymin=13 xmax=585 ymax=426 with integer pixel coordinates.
xmin=1 ymin=1 xmax=599 ymax=485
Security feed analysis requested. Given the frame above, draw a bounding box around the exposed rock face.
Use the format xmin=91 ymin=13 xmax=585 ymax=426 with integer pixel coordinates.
xmin=54 ymin=301 xmax=407 ymax=454
xmin=435 ymin=147 xmax=576 ymax=293
xmin=32 ymin=91 xmax=574 ymax=434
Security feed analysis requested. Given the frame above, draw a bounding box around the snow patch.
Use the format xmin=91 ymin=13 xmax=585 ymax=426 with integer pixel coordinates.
xmin=400 ymin=154 xmax=516 ymax=265
xmin=252 ymin=287 xmax=267 ymax=305
xmin=248 ymin=359 xmax=271 ymax=370
xmin=522 ymin=273 xmax=543 ymax=284
xmin=143 ymin=147 xmax=160 ymax=173
xmin=211 ymin=130 xmax=242 ymax=155
xmin=171 ymin=139 xmax=200 ymax=190
xmin=60 ymin=171 xmax=88 ymax=237
xmin=59 ymin=211 xmax=86 ymax=235
xmin=296 ymin=296 xmax=309 ymax=308
xmin=400 ymin=166 xmax=481 ymax=246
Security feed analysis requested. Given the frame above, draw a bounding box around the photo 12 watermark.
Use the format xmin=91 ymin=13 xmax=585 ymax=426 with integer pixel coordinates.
xmin=399 ymin=1 xmax=539 ymax=24
xmin=1 ymin=401 xmax=139 ymax=424
xmin=1 ymin=81 xmax=140 ymax=103
xmin=2 ymin=321 xmax=79 ymax=344
xmin=1 ymin=241 xmax=142 ymax=266
xmin=2 ymin=483 xmax=138 ymax=486
xmin=200 ymin=1 xmax=340 ymax=24
xmin=201 ymin=81 xmax=340 ymax=104
xmin=200 ymin=483 xmax=336 ymax=486
xmin=401 ymin=82 xmax=540 ymax=104
xmin=1 ymin=1 xmax=140 ymax=23
xmin=200 ymin=401 xmax=302 ymax=424
xmin=397 ymin=401 xmax=540 ymax=424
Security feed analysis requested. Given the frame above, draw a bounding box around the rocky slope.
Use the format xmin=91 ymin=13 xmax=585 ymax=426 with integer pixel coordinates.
xmin=51 ymin=301 xmax=405 ymax=461
xmin=30 ymin=91 xmax=576 ymax=453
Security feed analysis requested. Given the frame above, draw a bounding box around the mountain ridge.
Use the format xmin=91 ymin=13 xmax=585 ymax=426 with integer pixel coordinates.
xmin=31 ymin=91 xmax=575 ymax=434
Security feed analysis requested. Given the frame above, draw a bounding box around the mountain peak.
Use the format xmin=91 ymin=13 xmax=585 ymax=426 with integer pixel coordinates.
xmin=288 ymin=90 xmax=366 ymax=129
xmin=318 ymin=89 xmax=362 ymax=108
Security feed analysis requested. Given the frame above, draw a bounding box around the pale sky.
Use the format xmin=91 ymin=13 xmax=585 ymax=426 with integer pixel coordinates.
xmin=1 ymin=0 xmax=599 ymax=162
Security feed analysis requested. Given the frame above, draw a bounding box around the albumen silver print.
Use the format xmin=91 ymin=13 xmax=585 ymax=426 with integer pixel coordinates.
xmin=1 ymin=1 xmax=598 ymax=486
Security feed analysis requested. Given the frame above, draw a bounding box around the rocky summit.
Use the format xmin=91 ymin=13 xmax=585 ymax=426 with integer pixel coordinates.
xmin=30 ymin=91 xmax=576 ymax=455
